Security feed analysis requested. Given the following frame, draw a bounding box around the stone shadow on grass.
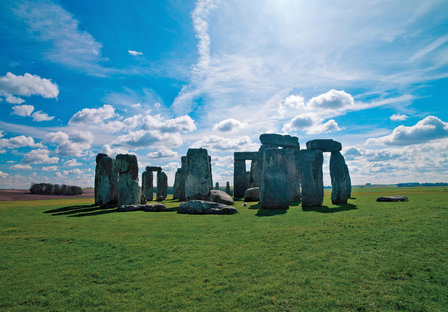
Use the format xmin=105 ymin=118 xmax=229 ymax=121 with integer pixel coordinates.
xmin=44 ymin=204 xmax=118 ymax=217
xmin=248 ymin=203 xmax=288 ymax=217
xmin=302 ymin=203 xmax=357 ymax=213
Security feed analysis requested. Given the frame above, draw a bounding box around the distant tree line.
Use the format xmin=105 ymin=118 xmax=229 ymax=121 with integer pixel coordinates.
xmin=30 ymin=183 xmax=83 ymax=195
xmin=397 ymin=182 xmax=448 ymax=187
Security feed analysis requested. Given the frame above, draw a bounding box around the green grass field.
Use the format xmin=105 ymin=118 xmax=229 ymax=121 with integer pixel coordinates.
xmin=1 ymin=187 xmax=447 ymax=311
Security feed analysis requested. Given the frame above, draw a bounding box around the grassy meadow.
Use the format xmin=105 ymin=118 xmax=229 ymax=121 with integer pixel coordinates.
xmin=0 ymin=187 xmax=447 ymax=311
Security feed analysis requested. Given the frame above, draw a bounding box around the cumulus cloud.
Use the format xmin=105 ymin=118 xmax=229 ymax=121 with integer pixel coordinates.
xmin=367 ymin=116 xmax=448 ymax=146
xmin=0 ymin=72 xmax=58 ymax=99
xmin=0 ymin=135 xmax=43 ymax=149
xmin=390 ymin=113 xmax=408 ymax=121
xmin=46 ymin=130 xmax=93 ymax=157
xmin=111 ymin=130 xmax=183 ymax=149
xmin=101 ymin=144 xmax=130 ymax=157
xmin=69 ymin=104 xmax=116 ymax=125
xmin=10 ymin=164 xmax=32 ymax=170
xmin=5 ymin=94 xmax=25 ymax=104
xmin=0 ymin=170 xmax=9 ymax=178
xmin=64 ymin=159 xmax=82 ymax=167
xmin=282 ymin=114 xmax=314 ymax=131
xmin=140 ymin=114 xmax=196 ymax=133
xmin=146 ymin=147 xmax=179 ymax=159
xmin=22 ymin=148 xmax=59 ymax=164
xmin=307 ymin=120 xmax=342 ymax=134
xmin=213 ymin=119 xmax=248 ymax=132
xmin=191 ymin=135 xmax=259 ymax=152
xmin=11 ymin=105 xmax=34 ymax=117
xmin=308 ymin=90 xmax=354 ymax=110
xmin=31 ymin=111 xmax=54 ymax=122
xmin=128 ymin=50 xmax=143 ymax=56
xmin=42 ymin=166 xmax=58 ymax=171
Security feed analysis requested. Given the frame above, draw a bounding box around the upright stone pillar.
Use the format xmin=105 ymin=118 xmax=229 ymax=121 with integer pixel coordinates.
xmin=345 ymin=164 xmax=352 ymax=198
xmin=94 ymin=153 xmax=118 ymax=207
xmin=249 ymin=159 xmax=259 ymax=188
xmin=233 ymin=159 xmax=246 ymax=198
xmin=300 ymin=149 xmax=323 ymax=207
xmin=260 ymin=148 xmax=290 ymax=209
xmin=330 ymin=151 xmax=351 ymax=204
xmin=115 ymin=154 xmax=140 ymax=206
xmin=142 ymin=168 xmax=154 ymax=201
xmin=178 ymin=156 xmax=187 ymax=201
xmin=156 ymin=171 xmax=168 ymax=201
xmin=284 ymin=146 xmax=301 ymax=202
xmin=185 ymin=148 xmax=212 ymax=200
xmin=173 ymin=168 xmax=181 ymax=199
xmin=225 ymin=181 xmax=231 ymax=195
xmin=208 ymin=156 xmax=213 ymax=190
xmin=215 ymin=182 xmax=219 ymax=190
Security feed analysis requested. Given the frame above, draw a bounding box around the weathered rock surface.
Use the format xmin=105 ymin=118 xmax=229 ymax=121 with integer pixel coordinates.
xmin=225 ymin=181 xmax=231 ymax=195
xmin=376 ymin=196 xmax=408 ymax=202
xmin=185 ymin=148 xmax=212 ymax=200
xmin=142 ymin=170 xmax=154 ymax=201
xmin=177 ymin=200 xmax=238 ymax=215
xmin=172 ymin=168 xmax=181 ymax=199
xmin=300 ymin=149 xmax=324 ymax=207
xmin=209 ymin=190 xmax=234 ymax=205
xmin=306 ymin=139 xmax=342 ymax=152
xmin=178 ymin=156 xmax=187 ymax=201
xmin=330 ymin=151 xmax=351 ymax=204
xmin=115 ymin=154 xmax=140 ymax=206
xmin=118 ymin=203 xmax=167 ymax=212
xmin=94 ymin=153 xmax=117 ymax=207
xmin=260 ymin=133 xmax=299 ymax=147
xmin=259 ymin=148 xmax=290 ymax=209
xmin=146 ymin=166 xmax=162 ymax=172
xmin=244 ymin=187 xmax=259 ymax=202
xmin=156 ymin=171 xmax=168 ymax=201
xmin=234 ymin=152 xmax=258 ymax=160
xmin=284 ymin=146 xmax=301 ymax=202
xmin=249 ymin=158 xmax=260 ymax=188
xmin=214 ymin=182 xmax=220 ymax=190
xmin=233 ymin=158 xmax=247 ymax=198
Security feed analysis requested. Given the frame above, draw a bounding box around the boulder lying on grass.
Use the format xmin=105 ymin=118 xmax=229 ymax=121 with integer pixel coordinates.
xmin=244 ymin=187 xmax=259 ymax=202
xmin=119 ymin=203 xmax=167 ymax=212
xmin=376 ymin=196 xmax=408 ymax=202
xmin=209 ymin=190 xmax=234 ymax=205
xmin=177 ymin=200 xmax=238 ymax=215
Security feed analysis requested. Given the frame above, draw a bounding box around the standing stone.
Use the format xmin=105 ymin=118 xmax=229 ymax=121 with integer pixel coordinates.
xmin=345 ymin=164 xmax=352 ymax=198
xmin=156 ymin=171 xmax=168 ymax=201
xmin=178 ymin=156 xmax=187 ymax=201
xmin=300 ymin=149 xmax=324 ymax=207
xmin=185 ymin=148 xmax=212 ymax=200
xmin=330 ymin=152 xmax=351 ymax=204
xmin=115 ymin=154 xmax=140 ymax=206
xmin=225 ymin=181 xmax=231 ymax=195
xmin=233 ymin=159 xmax=246 ymax=198
xmin=142 ymin=168 xmax=154 ymax=201
xmin=173 ymin=168 xmax=181 ymax=199
xmin=246 ymin=171 xmax=251 ymax=189
xmin=94 ymin=153 xmax=118 ymax=207
xmin=215 ymin=182 xmax=219 ymax=190
xmin=249 ymin=159 xmax=260 ymax=188
xmin=284 ymin=146 xmax=301 ymax=202
xmin=259 ymin=148 xmax=290 ymax=209
xmin=208 ymin=156 xmax=213 ymax=191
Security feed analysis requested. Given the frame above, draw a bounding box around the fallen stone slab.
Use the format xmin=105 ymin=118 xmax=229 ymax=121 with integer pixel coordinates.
xmin=119 ymin=203 xmax=167 ymax=212
xmin=244 ymin=187 xmax=259 ymax=202
xmin=376 ymin=196 xmax=408 ymax=202
xmin=209 ymin=190 xmax=234 ymax=205
xmin=306 ymin=139 xmax=342 ymax=152
xmin=177 ymin=200 xmax=238 ymax=215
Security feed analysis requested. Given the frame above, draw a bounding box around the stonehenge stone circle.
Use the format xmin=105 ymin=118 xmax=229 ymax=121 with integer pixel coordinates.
xmin=115 ymin=154 xmax=140 ymax=206
xmin=330 ymin=151 xmax=351 ymax=204
xmin=306 ymin=139 xmax=342 ymax=152
xmin=94 ymin=153 xmax=117 ymax=207
xmin=300 ymin=149 xmax=324 ymax=207
xmin=259 ymin=148 xmax=290 ymax=209
xmin=156 ymin=171 xmax=168 ymax=201
xmin=233 ymin=151 xmax=258 ymax=197
xmin=142 ymin=168 xmax=154 ymax=201
xmin=185 ymin=148 xmax=212 ymax=200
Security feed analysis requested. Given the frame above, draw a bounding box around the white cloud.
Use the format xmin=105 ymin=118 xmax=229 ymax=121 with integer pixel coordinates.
xmin=64 ymin=159 xmax=82 ymax=167
xmin=282 ymin=114 xmax=314 ymax=131
xmin=140 ymin=114 xmax=196 ymax=133
xmin=0 ymin=72 xmax=59 ymax=99
xmin=22 ymin=148 xmax=59 ymax=164
xmin=5 ymin=94 xmax=25 ymax=104
xmin=306 ymin=119 xmax=342 ymax=134
xmin=367 ymin=116 xmax=448 ymax=146
xmin=69 ymin=104 xmax=116 ymax=125
xmin=112 ymin=130 xmax=183 ymax=149
xmin=10 ymin=164 xmax=32 ymax=170
xmin=46 ymin=130 xmax=93 ymax=157
xmin=15 ymin=1 xmax=110 ymax=76
xmin=0 ymin=170 xmax=8 ymax=178
xmin=390 ymin=113 xmax=408 ymax=121
xmin=147 ymin=147 xmax=179 ymax=159
xmin=101 ymin=144 xmax=130 ymax=157
xmin=62 ymin=168 xmax=84 ymax=175
xmin=308 ymin=89 xmax=354 ymax=110
xmin=128 ymin=50 xmax=143 ymax=56
xmin=213 ymin=118 xmax=248 ymax=132
xmin=31 ymin=111 xmax=54 ymax=122
xmin=191 ymin=135 xmax=259 ymax=152
xmin=42 ymin=166 xmax=58 ymax=171
xmin=0 ymin=135 xmax=43 ymax=149
xmin=11 ymin=105 xmax=34 ymax=117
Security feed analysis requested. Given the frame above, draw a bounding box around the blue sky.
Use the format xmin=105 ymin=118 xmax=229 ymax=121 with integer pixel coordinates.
xmin=0 ymin=0 xmax=447 ymax=188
